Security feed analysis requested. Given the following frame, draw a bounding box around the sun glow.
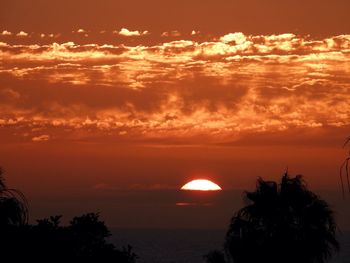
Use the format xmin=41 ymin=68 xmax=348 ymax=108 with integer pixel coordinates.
xmin=181 ymin=179 xmax=222 ymax=191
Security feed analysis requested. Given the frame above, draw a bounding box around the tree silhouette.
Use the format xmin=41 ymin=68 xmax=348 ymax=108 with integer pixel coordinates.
xmin=21 ymin=213 xmax=137 ymax=262
xmin=225 ymin=173 xmax=339 ymax=263
xmin=340 ymin=136 xmax=350 ymax=197
xmin=0 ymin=167 xmax=28 ymax=227
xmin=204 ymin=250 xmax=226 ymax=263
xmin=0 ymin=167 xmax=137 ymax=262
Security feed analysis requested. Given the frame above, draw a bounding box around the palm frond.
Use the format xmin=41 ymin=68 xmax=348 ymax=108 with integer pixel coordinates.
xmin=225 ymin=174 xmax=339 ymax=263
xmin=340 ymin=135 xmax=350 ymax=197
xmin=342 ymin=136 xmax=350 ymax=148
xmin=0 ymin=167 xmax=29 ymax=225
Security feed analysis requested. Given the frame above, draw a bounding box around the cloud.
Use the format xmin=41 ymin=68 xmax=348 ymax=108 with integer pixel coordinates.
xmin=128 ymin=183 xmax=177 ymax=190
xmin=176 ymin=202 xmax=213 ymax=206
xmin=0 ymin=88 xmax=20 ymax=100
xmin=220 ymin=32 xmax=246 ymax=44
xmin=31 ymin=135 xmax=50 ymax=142
xmin=93 ymin=183 xmax=119 ymax=190
xmin=74 ymin=29 xmax=88 ymax=37
xmin=161 ymin=30 xmax=181 ymax=37
xmin=1 ymin=30 xmax=12 ymax=36
xmin=116 ymin=28 xmax=149 ymax=37
xmin=16 ymin=31 xmax=28 ymax=37
xmin=92 ymin=183 xmax=175 ymax=191
xmin=0 ymin=33 xmax=350 ymax=144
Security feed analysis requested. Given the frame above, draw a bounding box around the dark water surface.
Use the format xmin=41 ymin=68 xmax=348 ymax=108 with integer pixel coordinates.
xmin=112 ymin=229 xmax=350 ymax=263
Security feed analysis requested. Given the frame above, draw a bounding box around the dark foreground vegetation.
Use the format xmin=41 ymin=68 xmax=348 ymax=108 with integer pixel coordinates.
xmin=0 ymin=166 xmax=343 ymax=263
xmin=0 ymin=168 xmax=137 ymax=262
xmin=205 ymin=173 xmax=340 ymax=263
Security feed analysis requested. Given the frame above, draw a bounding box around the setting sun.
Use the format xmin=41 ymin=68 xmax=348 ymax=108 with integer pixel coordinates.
xmin=181 ymin=179 xmax=222 ymax=191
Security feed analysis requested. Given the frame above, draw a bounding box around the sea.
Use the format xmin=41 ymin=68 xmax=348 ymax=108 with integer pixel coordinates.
xmin=112 ymin=229 xmax=350 ymax=263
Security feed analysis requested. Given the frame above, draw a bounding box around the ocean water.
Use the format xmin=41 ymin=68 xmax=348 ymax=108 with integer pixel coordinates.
xmin=112 ymin=229 xmax=350 ymax=263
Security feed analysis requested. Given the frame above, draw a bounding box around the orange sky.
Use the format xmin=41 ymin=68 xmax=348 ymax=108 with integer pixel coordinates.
xmin=0 ymin=0 xmax=350 ymax=228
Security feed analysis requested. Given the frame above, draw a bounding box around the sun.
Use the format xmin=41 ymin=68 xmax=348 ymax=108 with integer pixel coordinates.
xmin=181 ymin=179 xmax=222 ymax=191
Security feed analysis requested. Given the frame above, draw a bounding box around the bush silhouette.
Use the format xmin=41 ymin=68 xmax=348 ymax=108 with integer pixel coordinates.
xmin=225 ymin=173 xmax=339 ymax=263
xmin=19 ymin=213 xmax=137 ymax=262
xmin=0 ymin=168 xmax=137 ymax=262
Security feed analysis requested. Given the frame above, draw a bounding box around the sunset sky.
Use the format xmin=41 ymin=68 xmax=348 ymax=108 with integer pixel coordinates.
xmin=1 ymin=0 xmax=350 ymax=229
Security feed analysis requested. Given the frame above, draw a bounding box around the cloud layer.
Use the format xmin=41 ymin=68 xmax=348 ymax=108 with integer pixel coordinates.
xmin=1 ymin=32 xmax=350 ymax=143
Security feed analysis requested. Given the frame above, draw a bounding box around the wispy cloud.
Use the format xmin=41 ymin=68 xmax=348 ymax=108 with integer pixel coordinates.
xmin=191 ymin=30 xmax=199 ymax=36
xmin=161 ymin=30 xmax=181 ymax=37
xmin=31 ymin=135 xmax=50 ymax=142
xmin=220 ymin=32 xmax=247 ymax=44
xmin=1 ymin=30 xmax=12 ymax=36
xmin=0 ymin=33 xmax=349 ymax=144
xmin=16 ymin=31 xmax=28 ymax=37
xmin=115 ymin=28 xmax=149 ymax=37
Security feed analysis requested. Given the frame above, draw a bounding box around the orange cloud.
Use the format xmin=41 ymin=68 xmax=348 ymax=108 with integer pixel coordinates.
xmin=32 ymin=135 xmax=50 ymax=142
xmin=1 ymin=30 xmax=12 ymax=36
xmin=191 ymin=30 xmax=199 ymax=36
xmin=0 ymin=33 xmax=349 ymax=144
xmin=16 ymin=31 xmax=28 ymax=37
xmin=220 ymin=32 xmax=247 ymax=44
xmin=161 ymin=30 xmax=181 ymax=37
xmin=116 ymin=28 xmax=149 ymax=37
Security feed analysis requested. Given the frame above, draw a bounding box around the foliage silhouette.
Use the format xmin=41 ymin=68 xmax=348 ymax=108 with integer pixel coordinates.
xmin=0 ymin=167 xmax=28 ymax=227
xmin=0 ymin=168 xmax=137 ymax=262
xmin=340 ymin=136 xmax=350 ymax=197
xmin=204 ymin=250 xmax=226 ymax=263
xmin=224 ymin=173 xmax=339 ymax=263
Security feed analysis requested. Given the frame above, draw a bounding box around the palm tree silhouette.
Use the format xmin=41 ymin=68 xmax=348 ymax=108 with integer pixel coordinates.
xmin=340 ymin=136 xmax=350 ymax=197
xmin=204 ymin=250 xmax=226 ymax=263
xmin=225 ymin=173 xmax=339 ymax=263
xmin=0 ymin=167 xmax=28 ymax=226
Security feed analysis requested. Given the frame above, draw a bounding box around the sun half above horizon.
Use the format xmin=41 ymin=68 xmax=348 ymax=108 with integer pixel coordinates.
xmin=181 ymin=179 xmax=222 ymax=191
